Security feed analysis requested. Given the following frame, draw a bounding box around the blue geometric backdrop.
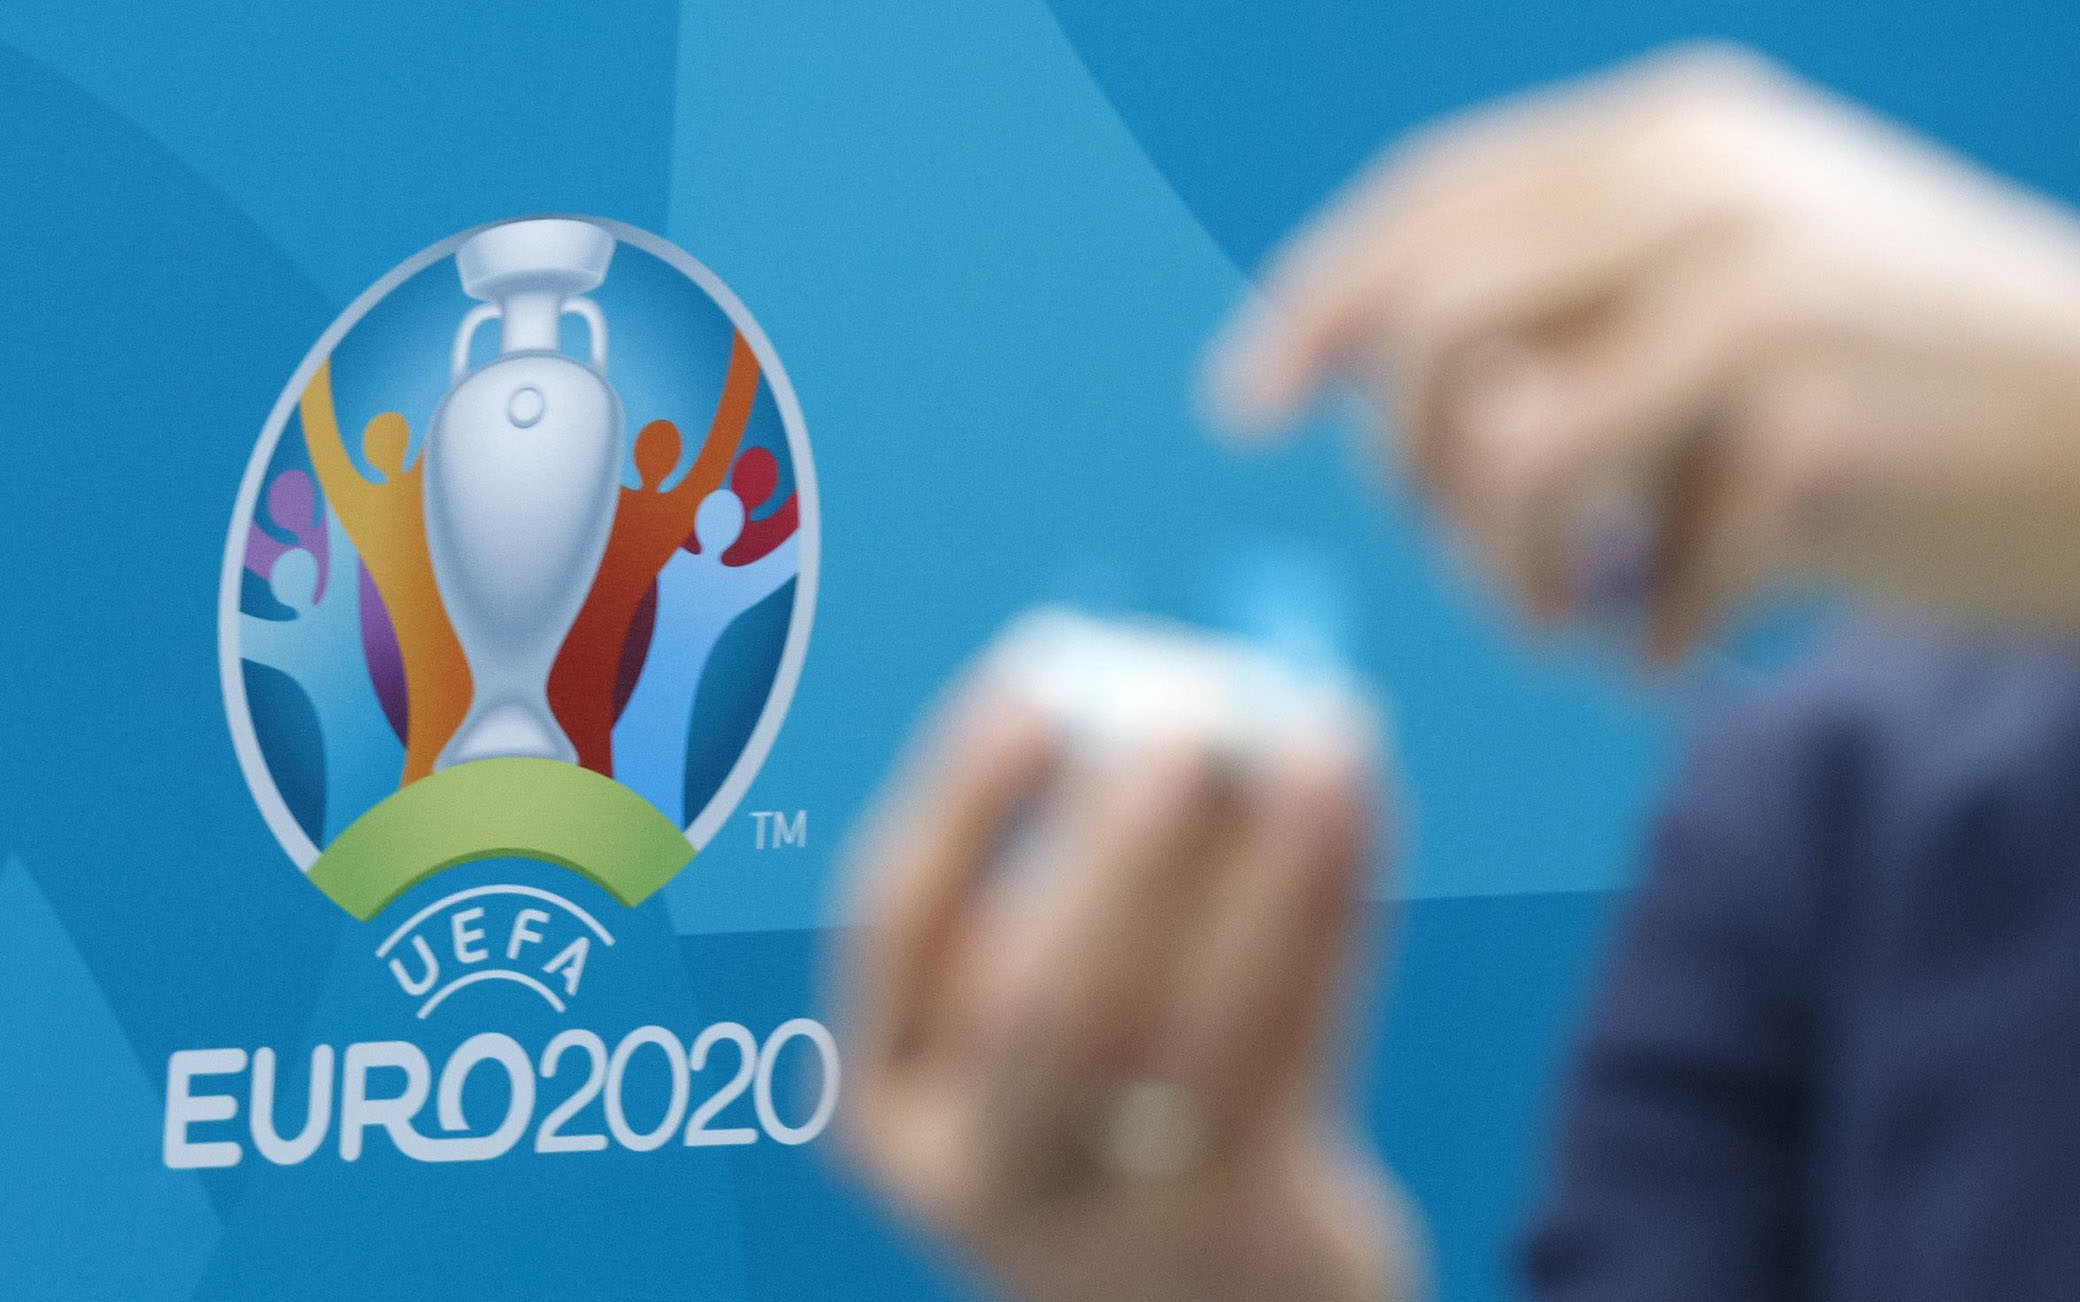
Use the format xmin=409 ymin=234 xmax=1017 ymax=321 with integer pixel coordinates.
xmin=3 ymin=3 xmax=2076 ymax=1298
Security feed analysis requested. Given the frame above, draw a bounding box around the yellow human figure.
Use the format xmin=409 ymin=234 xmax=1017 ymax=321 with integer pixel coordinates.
xmin=299 ymin=359 xmax=473 ymax=789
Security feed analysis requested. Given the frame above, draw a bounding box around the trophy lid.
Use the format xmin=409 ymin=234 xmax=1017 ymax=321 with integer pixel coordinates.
xmin=456 ymin=218 xmax=615 ymax=302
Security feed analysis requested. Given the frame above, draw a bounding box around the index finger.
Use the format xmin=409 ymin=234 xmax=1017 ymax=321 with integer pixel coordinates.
xmin=839 ymin=680 xmax=1058 ymax=1081
xmin=1200 ymin=92 xmax=1600 ymax=432
xmin=1203 ymin=48 xmax=1748 ymax=436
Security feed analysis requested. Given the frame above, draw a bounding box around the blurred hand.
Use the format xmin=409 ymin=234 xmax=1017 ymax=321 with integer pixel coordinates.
xmin=835 ymin=677 xmax=1417 ymax=1302
xmin=1211 ymin=44 xmax=2080 ymax=659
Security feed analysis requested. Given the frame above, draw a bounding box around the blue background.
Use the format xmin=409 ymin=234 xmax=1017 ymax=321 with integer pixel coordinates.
xmin=1 ymin=3 xmax=2073 ymax=1298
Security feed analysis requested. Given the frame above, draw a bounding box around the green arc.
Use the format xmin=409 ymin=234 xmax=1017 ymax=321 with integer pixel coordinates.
xmin=309 ymin=757 xmax=694 ymax=921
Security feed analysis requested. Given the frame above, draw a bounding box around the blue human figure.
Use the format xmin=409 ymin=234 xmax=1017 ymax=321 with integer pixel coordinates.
xmin=613 ymin=489 xmax=799 ymax=825
xmin=239 ymin=506 xmax=406 ymax=844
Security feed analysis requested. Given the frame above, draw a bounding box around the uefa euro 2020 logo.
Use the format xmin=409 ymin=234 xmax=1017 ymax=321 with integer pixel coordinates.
xmin=218 ymin=217 xmax=818 ymax=954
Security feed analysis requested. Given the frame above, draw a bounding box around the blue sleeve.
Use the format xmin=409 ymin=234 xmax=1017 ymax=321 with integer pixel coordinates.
xmin=1519 ymin=678 xmax=1847 ymax=1301
xmin=1519 ymin=622 xmax=2080 ymax=1300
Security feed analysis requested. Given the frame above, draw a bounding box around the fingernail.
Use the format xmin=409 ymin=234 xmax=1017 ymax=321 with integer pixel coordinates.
xmin=1575 ymin=521 xmax=1656 ymax=616
xmin=1569 ymin=486 xmax=1661 ymax=625
xmin=1200 ymin=304 xmax=1299 ymax=437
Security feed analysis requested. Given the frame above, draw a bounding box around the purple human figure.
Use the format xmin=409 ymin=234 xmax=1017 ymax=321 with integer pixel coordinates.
xmin=244 ymin=468 xmax=330 ymax=602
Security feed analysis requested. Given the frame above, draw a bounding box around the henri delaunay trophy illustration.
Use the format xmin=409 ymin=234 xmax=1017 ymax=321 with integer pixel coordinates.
xmin=223 ymin=214 xmax=817 ymax=923
xmin=426 ymin=218 xmax=625 ymax=771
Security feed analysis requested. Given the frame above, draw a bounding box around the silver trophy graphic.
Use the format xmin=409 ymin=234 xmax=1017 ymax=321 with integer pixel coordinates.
xmin=424 ymin=218 xmax=625 ymax=771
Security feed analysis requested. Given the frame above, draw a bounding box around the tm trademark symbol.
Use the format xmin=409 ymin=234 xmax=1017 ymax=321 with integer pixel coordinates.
xmin=751 ymin=810 xmax=808 ymax=850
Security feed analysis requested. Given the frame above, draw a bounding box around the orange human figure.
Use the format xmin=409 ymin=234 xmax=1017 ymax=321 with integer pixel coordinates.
xmin=299 ymin=359 xmax=473 ymax=788
xmin=549 ymin=332 xmax=762 ymax=777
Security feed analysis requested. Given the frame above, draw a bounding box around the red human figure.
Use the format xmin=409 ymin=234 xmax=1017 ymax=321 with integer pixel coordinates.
xmin=549 ymin=333 xmax=761 ymax=777
xmin=683 ymin=446 xmax=799 ymax=566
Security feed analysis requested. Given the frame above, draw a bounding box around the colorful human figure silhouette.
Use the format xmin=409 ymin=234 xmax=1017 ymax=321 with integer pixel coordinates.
xmin=612 ymin=442 xmax=792 ymax=713
xmin=299 ymin=359 xmax=471 ymax=785
xmin=239 ymin=511 xmax=406 ymax=843
xmin=549 ymin=333 xmax=761 ymax=776
xmin=685 ymin=446 xmax=798 ymax=567
xmin=245 ymin=468 xmax=330 ymax=600
xmin=359 ymin=568 xmax=410 ymax=743
xmin=612 ymin=489 xmax=800 ymax=824
xmin=724 ymin=451 xmax=795 ymax=566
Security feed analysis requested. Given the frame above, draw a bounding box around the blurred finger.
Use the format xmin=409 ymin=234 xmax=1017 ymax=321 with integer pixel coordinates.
xmin=1162 ymin=734 xmax=1378 ymax=1139
xmin=1368 ymin=166 xmax=1748 ymax=501
xmin=843 ymin=683 xmax=1058 ymax=1084
xmin=975 ymin=742 xmax=1244 ymax=1187
xmin=1202 ymin=96 xmax=1587 ymax=431
xmin=1645 ymin=428 xmax=1770 ymax=663
xmin=1646 ymin=376 xmax=1838 ymax=661
xmin=1443 ymin=230 xmax=1769 ymax=623
xmin=1209 ymin=59 xmax=1735 ymax=436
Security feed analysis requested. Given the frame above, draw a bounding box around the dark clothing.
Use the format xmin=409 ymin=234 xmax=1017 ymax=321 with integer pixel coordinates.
xmin=1525 ymin=623 xmax=2080 ymax=1300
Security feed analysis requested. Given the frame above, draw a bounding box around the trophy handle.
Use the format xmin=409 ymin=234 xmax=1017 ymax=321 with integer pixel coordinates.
xmin=450 ymin=302 xmax=503 ymax=385
xmin=563 ymin=297 xmax=609 ymax=371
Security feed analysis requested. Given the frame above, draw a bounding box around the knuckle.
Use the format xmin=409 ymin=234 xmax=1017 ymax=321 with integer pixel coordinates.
xmin=1643 ymin=41 xmax=1786 ymax=104
xmin=1117 ymin=740 xmax=1223 ymax=839
xmin=1744 ymin=388 xmax=1856 ymax=526
xmin=1623 ymin=46 xmax=1794 ymax=171
xmin=1711 ymin=251 xmax=1795 ymax=360
xmin=1274 ymin=740 xmax=1373 ymax=833
xmin=1638 ymin=93 xmax=1754 ymax=181
xmin=1695 ymin=234 xmax=1815 ymax=366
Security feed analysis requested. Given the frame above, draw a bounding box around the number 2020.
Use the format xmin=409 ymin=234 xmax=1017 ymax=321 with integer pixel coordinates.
xmin=534 ymin=1019 xmax=840 ymax=1154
